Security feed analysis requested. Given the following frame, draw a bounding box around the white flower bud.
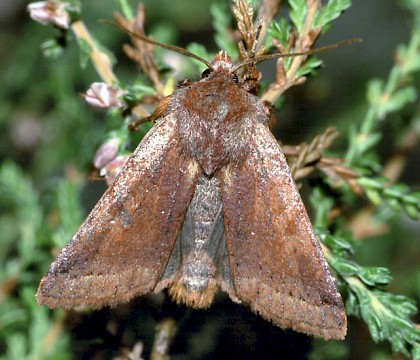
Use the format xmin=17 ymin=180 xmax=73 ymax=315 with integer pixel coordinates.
xmin=93 ymin=138 xmax=120 ymax=170
xmin=84 ymin=82 xmax=125 ymax=109
xmin=28 ymin=1 xmax=70 ymax=29
xmin=100 ymin=155 xmax=130 ymax=185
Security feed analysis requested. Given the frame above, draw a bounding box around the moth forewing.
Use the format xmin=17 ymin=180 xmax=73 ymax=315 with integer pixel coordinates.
xmin=219 ymin=123 xmax=347 ymax=340
xmin=36 ymin=115 xmax=200 ymax=309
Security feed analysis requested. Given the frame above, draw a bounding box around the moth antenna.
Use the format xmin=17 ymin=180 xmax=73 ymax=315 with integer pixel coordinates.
xmin=103 ymin=19 xmax=213 ymax=69
xmin=232 ymin=38 xmax=362 ymax=72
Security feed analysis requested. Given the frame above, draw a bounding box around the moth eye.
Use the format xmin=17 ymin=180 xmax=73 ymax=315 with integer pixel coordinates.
xmin=232 ymin=74 xmax=239 ymax=83
xmin=201 ymin=68 xmax=212 ymax=78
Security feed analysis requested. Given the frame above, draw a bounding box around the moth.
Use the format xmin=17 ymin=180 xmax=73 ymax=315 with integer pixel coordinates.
xmin=37 ymin=27 xmax=347 ymax=340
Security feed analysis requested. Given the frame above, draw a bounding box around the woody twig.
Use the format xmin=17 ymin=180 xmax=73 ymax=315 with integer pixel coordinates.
xmin=283 ymin=127 xmax=360 ymax=190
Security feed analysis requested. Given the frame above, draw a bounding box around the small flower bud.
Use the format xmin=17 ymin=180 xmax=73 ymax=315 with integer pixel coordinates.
xmin=84 ymin=83 xmax=125 ymax=109
xmin=28 ymin=1 xmax=70 ymax=29
xmin=100 ymin=155 xmax=130 ymax=186
xmin=93 ymin=138 xmax=120 ymax=170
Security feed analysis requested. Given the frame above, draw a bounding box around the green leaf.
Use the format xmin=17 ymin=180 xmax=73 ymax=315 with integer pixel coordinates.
xmin=211 ymin=1 xmax=238 ymax=56
xmin=315 ymin=0 xmax=352 ymax=28
xmin=187 ymin=42 xmax=213 ymax=72
xmin=0 ymin=301 xmax=27 ymax=331
xmin=402 ymin=191 xmax=420 ymax=205
xmin=40 ymin=39 xmax=65 ymax=60
xmin=358 ymin=176 xmax=420 ymax=217
xmin=387 ymin=198 xmax=402 ymax=212
xmin=5 ymin=333 xmax=27 ymax=360
xmin=65 ymin=1 xmax=81 ymax=21
xmin=310 ymin=187 xmax=335 ymax=228
xmin=321 ymin=233 xmax=353 ymax=254
xmin=323 ymin=225 xmax=420 ymax=357
xmin=75 ymin=38 xmax=92 ymax=69
xmin=267 ymin=19 xmax=292 ymax=48
xmin=124 ymin=82 xmax=157 ymax=104
xmin=332 ymin=258 xmax=359 ymax=276
xmin=29 ymin=310 xmax=69 ymax=360
xmin=345 ymin=277 xmax=420 ymax=356
xmin=361 ymin=132 xmax=382 ymax=154
xmin=365 ymin=189 xmax=382 ymax=205
xmin=414 ymin=345 xmax=420 ymax=359
xmin=51 ymin=180 xmax=83 ymax=248
xmin=396 ymin=36 xmax=420 ymax=73
xmin=366 ymin=79 xmax=384 ymax=106
xmin=404 ymin=203 xmax=419 ymax=220
xmin=289 ymin=0 xmax=307 ymax=33
xmin=296 ymin=56 xmax=323 ymax=78
xmin=346 ymin=291 xmax=360 ymax=317
xmin=0 ymin=161 xmax=42 ymax=267
xmin=358 ymin=267 xmax=393 ymax=286
xmin=379 ymin=293 xmax=418 ymax=318
xmin=117 ymin=0 xmax=134 ymax=20
xmin=379 ymin=86 xmax=417 ymax=117
xmin=357 ymin=176 xmax=386 ymax=190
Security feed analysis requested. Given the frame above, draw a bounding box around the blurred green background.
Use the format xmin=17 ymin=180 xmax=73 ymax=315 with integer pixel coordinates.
xmin=0 ymin=0 xmax=419 ymax=359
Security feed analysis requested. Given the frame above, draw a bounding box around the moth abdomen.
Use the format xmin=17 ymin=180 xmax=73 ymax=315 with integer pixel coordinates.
xmin=156 ymin=174 xmax=234 ymax=308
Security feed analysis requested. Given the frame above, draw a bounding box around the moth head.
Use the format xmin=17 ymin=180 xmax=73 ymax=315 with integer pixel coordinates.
xmin=199 ymin=51 xmax=240 ymax=84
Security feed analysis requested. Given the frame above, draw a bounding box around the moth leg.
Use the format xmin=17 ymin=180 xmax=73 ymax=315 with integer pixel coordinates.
xmin=128 ymin=95 xmax=172 ymax=131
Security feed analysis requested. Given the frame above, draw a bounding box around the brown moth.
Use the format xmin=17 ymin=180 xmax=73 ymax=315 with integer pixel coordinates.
xmin=37 ymin=33 xmax=347 ymax=340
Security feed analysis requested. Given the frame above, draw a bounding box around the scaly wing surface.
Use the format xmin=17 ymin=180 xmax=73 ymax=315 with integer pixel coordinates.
xmin=219 ymin=123 xmax=346 ymax=340
xmin=37 ymin=115 xmax=200 ymax=308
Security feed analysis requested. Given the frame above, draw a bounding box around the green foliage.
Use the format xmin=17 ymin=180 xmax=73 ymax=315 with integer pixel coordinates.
xmin=65 ymin=0 xmax=81 ymax=20
xmin=118 ymin=0 xmax=134 ymax=20
xmin=0 ymin=161 xmax=42 ymax=268
xmin=267 ymin=0 xmax=353 ymax=79
xmin=267 ymin=18 xmax=292 ymax=48
xmin=186 ymin=42 xmax=214 ymax=72
xmin=289 ymin=0 xmax=307 ymax=33
xmin=75 ymin=38 xmax=93 ymax=69
xmin=315 ymin=0 xmax=352 ymax=29
xmin=313 ymin=190 xmax=420 ymax=358
xmin=296 ymin=56 xmax=323 ymax=77
xmin=346 ymin=29 xmax=420 ymax=166
xmin=211 ymin=1 xmax=238 ymax=57
xmin=0 ymin=162 xmax=71 ymax=358
xmin=51 ymin=179 xmax=84 ymax=247
xmin=346 ymin=278 xmax=420 ymax=357
xmin=124 ymin=82 xmax=157 ymax=104
xmin=309 ymin=341 xmax=349 ymax=360
xmin=41 ymin=38 xmax=67 ymax=59
xmin=304 ymin=3 xmax=420 ymax=347
xmin=358 ymin=177 xmax=420 ymax=220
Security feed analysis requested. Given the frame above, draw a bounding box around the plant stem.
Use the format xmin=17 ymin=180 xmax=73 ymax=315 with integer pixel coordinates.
xmin=71 ymin=20 xmax=117 ymax=85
